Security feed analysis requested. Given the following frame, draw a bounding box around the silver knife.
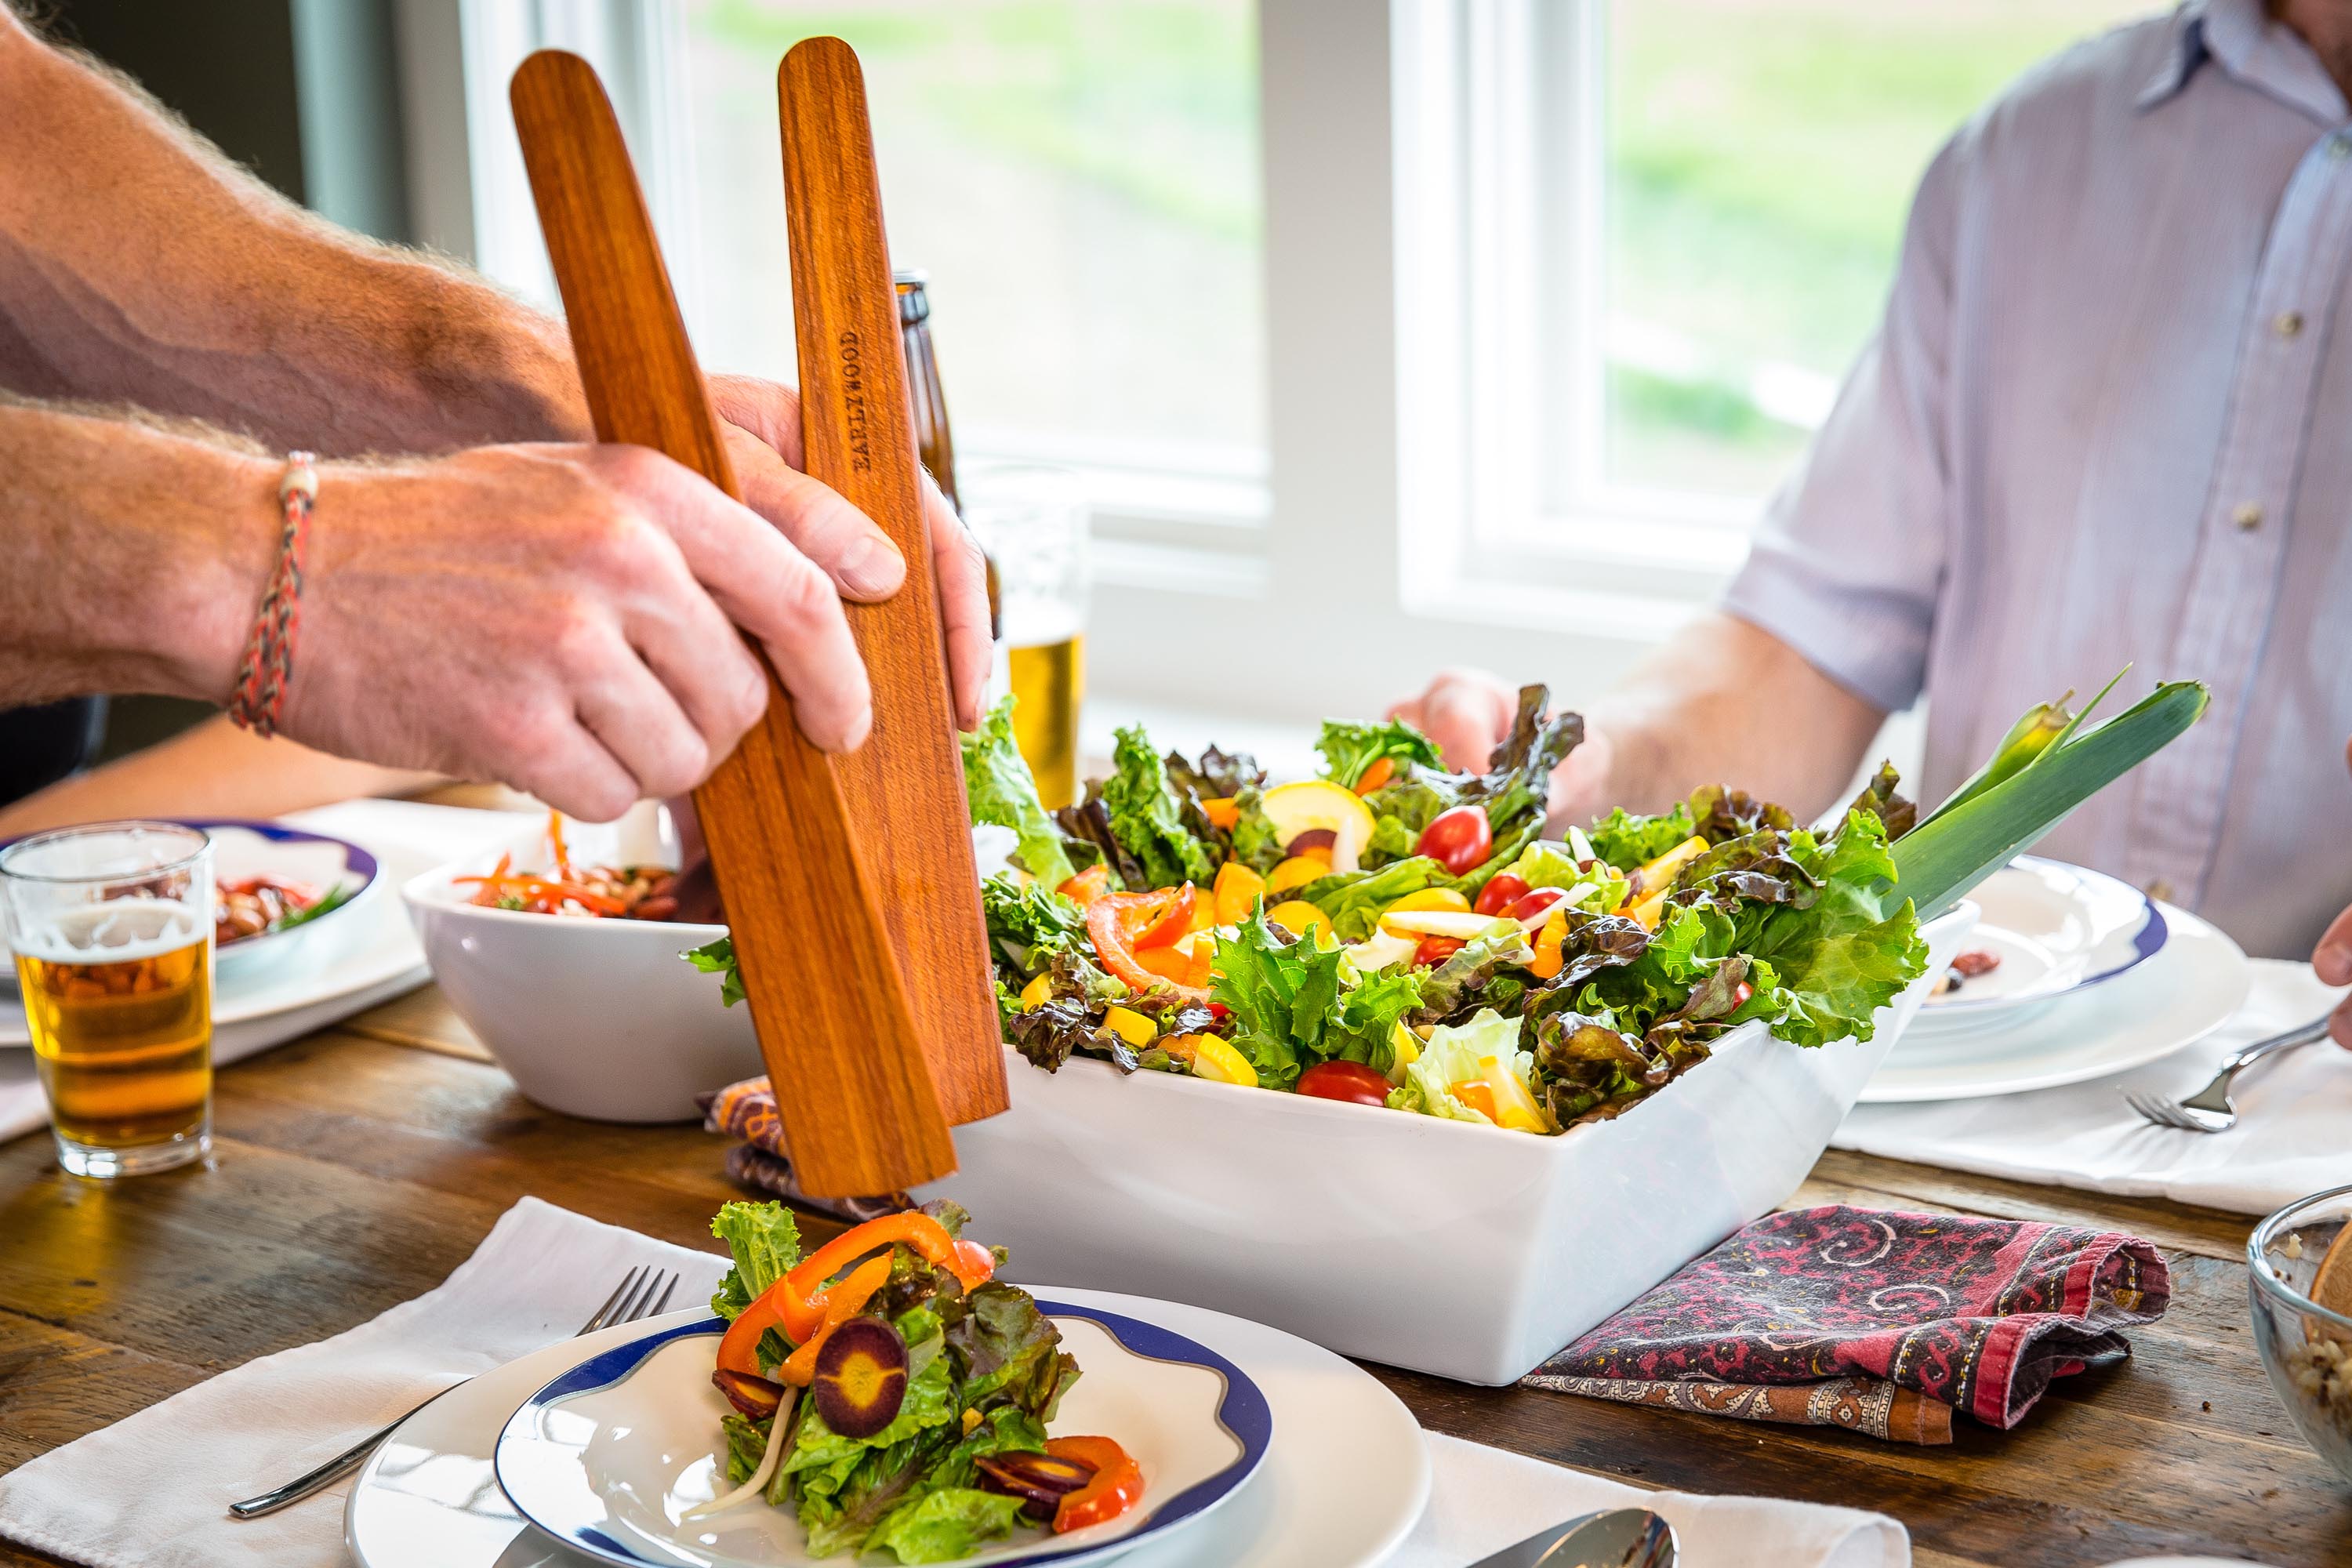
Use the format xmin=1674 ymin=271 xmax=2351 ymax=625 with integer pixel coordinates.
xmin=1470 ymin=1507 xmax=1678 ymax=1568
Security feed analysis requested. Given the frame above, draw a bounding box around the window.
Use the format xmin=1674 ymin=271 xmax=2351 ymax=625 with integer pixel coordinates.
xmin=671 ymin=0 xmax=1266 ymax=481
xmin=412 ymin=0 xmax=2151 ymax=731
xmin=1587 ymin=0 xmax=2149 ymax=508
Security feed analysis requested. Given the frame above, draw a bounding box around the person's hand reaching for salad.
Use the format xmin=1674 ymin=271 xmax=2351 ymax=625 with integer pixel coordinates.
xmin=2314 ymin=736 xmax=2352 ymax=1049
xmin=1387 ymin=667 xmax=1612 ymax=820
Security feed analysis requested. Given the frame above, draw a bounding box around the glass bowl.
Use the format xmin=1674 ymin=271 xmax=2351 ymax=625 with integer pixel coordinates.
xmin=2249 ymin=1184 xmax=2352 ymax=1486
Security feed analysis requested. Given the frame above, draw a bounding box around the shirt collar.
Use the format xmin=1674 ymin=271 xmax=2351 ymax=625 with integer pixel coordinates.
xmin=2138 ymin=0 xmax=2349 ymax=124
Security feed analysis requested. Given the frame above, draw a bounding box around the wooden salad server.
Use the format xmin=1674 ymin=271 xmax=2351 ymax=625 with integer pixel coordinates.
xmin=510 ymin=49 xmax=958 ymax=1197
xmin=775 ymin=36 xmax=1009 ymax=1126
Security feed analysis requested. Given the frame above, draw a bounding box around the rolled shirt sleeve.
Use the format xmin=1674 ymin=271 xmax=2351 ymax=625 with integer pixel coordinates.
xmin=1720 ymin=136 xmax=1962 ymax=717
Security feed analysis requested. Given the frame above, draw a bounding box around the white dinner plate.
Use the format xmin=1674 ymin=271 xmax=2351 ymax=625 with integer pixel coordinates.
xmin=347 ymin=1290 xmax=1429 ymax=1568
xmin=1859 ymin=902 xmax=2249 ymax=1103
xmin=1913 ymin=856 xmax=2165 ymax=1027
xmin=495 ymin=1306 xmax=1269 ymax=1568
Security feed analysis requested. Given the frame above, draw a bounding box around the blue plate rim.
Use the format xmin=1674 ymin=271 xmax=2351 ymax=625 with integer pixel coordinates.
xmin=493 ymin=1301 xmax=1274 ymax=1568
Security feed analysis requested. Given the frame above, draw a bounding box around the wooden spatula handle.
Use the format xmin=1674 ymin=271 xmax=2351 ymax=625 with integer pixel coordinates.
xmin=510 ymin=49 xmax=956 ymax=1197
xmin=778 ymin=36 xmax=1007 ymax=1124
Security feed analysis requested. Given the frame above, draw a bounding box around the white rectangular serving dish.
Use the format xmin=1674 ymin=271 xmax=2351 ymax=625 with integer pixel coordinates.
xmin=927 ymin=902 xmax=1975 ymax=1385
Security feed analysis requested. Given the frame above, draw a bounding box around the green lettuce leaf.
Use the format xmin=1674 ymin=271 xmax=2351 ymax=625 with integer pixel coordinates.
xmin=1293 ymin=857 xmax=1445 ymax=942
xmin=1740 ymin=810 xmax=1926 ymax=1048
xmin=1208 ymin=908 xmax=1345 ymax=1087
xmin=961 ymin=694 xmax=1077 ymax=887
xmin=1101 ymin=725 xmax=1219 ymax=890
xmin=979 ymin=874 xmax=1090 ymax=978
xmin=709 ymin=1200 xmax=801 ymax=1319
xmin=1387 ymin=1007 xmax=1537 ymax=1125
xmin=1316 ymin=717 xmax=1443 ymax=789
xmin=683 ymin=935 xmax=743 ymax=1008
xmin=1228 ymin=785 xmax=1285 ymax=874
xmin=945 ymin=1282 xmax=1075 ymax=1416
xmin=1413 ymin=927 xmax=1535 ymax=1021
xmin=1586 ymin=803 xmax=1697 ymax=869
xmin=865 ymin=1488 xmax=1031 ymax=1565
xmin=1332 ymin=967 xmax=1426 ymax=1072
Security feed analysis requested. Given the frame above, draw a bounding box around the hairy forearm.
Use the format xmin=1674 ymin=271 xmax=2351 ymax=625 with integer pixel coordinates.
xmin=0 ymin=13 xmax=589 ymax=456
xmin=1566 ymin=612 xmax=1886 ymax=822
xmin=0 ymin=397 xmax=275 ymax=706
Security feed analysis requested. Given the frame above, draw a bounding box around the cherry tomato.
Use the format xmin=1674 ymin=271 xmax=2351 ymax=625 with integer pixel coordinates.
xmin=1473 ymin=873 xmax=1530 ymax=916
xmin=1295 ymin=1061 xmax=1392 ymax=1107
xmin=1415 ymin=805 xmax=1494 ymax=876
xmin=1730 ymin=981 xmax=1753 ymax=1010
xmin=1506 ymin=887 xmax=1566 ymax=923
xmin=1414 ymin=935 xmax=1466 ymax=967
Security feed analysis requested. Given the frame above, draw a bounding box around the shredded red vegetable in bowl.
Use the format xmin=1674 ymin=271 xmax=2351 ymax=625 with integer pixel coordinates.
xmin=457 ymin=811 xmax=684 ymax=921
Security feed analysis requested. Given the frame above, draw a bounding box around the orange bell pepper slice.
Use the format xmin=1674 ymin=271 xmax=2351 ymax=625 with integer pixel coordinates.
xmin=778 ymin=1254 xmax=893 ymax=1386
xmin=1200 ymin=797 xmax=1241 ymax=829
xmin=1134 ymin=884 xmax=1196 ymax=949
xmin=1046 ymin=1435 xmax=1145 ymax=1533
xmin=1352 ymin=757 xmax=1395 ymax=796
xmin=1058 ymin=865 xmax=1112 ymax=908
xmin=1087 ymin=891 xmax=1211 ymax=1002
xmin=716 ymin=1211 xmax=995 ymax=1377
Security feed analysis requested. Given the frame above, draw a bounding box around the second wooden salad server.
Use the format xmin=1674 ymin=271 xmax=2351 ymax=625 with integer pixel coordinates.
xmin=776 ymin=35 xmax=1008 ymax=1126
xmin=510 ymin=49 xmax=957 ymax=1196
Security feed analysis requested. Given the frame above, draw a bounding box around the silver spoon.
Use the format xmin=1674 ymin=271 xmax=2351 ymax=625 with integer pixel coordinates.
xmin=1470 ymin=1507 xmax=1677 ymax=1568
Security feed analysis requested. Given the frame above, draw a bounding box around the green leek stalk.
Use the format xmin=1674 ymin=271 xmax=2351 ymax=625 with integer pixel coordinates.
xmin=1891 ymin=676 xmax=2208 ymax=921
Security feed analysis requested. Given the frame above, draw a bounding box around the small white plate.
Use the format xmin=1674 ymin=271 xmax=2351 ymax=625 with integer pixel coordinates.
xmin=1915 ymin=856 xmax=2165 ymax=1023
xmin=1859 ymin=902 xmax=2249 ymax=1103
xmin=347 ymin=1291 xmax=1429 ymax=1568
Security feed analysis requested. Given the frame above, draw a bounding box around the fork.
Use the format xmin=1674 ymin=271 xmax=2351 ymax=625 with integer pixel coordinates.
xmin=2123 ymin=1015 xmax=2336 ymax=1134
xmin=228 ymin=1263 xmax=680 ymax=1519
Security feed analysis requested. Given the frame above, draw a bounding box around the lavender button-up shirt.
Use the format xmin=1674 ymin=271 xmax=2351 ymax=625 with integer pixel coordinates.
xmin=1723 ymin=0 xmax=2352 ymax=959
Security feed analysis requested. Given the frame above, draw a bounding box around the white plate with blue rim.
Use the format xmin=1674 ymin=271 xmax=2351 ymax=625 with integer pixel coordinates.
xmin=491 ymin=1301 xmax=1276 ymax=1568
xmin=1907 ymin=855 xmax=2167 ymax=1038
xmin=347 ymin=1290 xmax=1424 ymax=1568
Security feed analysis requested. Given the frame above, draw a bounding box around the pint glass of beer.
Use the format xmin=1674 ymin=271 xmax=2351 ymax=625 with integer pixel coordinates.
xmin=966 ymin=463 xmax=1090 ymax=810
xmin=1 ymin=822 xmax=213 ymax=1178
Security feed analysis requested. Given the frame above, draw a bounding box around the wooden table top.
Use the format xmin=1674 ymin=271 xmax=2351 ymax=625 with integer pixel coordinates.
xmin=1 ymin=985 xmax=2345 ymax=1568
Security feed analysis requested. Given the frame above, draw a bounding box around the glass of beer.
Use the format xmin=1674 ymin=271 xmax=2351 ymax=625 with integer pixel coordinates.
xmin=966 ymin=463 xmax=1091 ymax=809
xmin=1 ymin=822 xmax=213 ymax=1178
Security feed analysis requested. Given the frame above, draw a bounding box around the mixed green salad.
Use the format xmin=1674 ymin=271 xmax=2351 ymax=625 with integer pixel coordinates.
xmin=688 ymin=673 xmax=2207 ymax=1137
xmin=952 ymin=684 xmax=1929 ymax=1131
xmin=691 ymin=1200 xmax=1142 ymax=1563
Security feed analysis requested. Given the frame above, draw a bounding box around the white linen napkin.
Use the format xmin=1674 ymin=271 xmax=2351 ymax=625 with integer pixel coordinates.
xmin=0 ymin=1196 xmax=727 ymax=1568
xmin=1834 ymin=960 xmax=2351 ymax=1214
xmin=0 ymin=800 xmax=528 ymax=1142
xmin=1382 ymin=1433 xmax=1906 ymax=1567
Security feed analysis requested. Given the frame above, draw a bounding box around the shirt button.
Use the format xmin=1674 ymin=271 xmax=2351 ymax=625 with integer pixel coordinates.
xmin=2275 ymin=310 xmax=2305 ymax=339
xmin=2147 ymin=877 xmax=2176 ymax=904
xmin=2232 ymin=501 xmax=2263 ymax=531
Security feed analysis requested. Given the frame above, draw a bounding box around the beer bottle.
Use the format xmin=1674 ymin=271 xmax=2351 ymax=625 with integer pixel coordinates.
xmin=895 ymin=269 xmax=1001 ymax=640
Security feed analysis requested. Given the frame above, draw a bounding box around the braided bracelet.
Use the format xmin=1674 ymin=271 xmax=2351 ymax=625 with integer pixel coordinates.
xmin=226 ymin=451 xmax=318 ymax=738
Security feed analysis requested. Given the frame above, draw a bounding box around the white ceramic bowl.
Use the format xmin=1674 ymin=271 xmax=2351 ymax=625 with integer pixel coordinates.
xmin=401 ymin=815 xmax=758 ymax=1123
xmin=927 ymin=902 xmax=1976 ymax=1385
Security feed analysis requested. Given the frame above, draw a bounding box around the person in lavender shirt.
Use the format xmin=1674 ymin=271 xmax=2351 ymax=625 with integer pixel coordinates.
xmin=1391 ymin=0 xmax=2352 ymax=1045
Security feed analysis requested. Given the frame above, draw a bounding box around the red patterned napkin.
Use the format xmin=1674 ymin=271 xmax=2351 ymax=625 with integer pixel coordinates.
xmin=1524 ymin=1205 xmax=2169 ymax=1445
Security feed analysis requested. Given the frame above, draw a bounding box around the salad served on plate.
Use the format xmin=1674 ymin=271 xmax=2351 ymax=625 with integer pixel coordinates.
xmin=693 ymin=1199 xmax=1142 ymax=1563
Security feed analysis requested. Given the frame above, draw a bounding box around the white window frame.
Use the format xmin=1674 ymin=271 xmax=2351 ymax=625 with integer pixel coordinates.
xmin=397 ymin=0 xmax=1738 ymax=734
